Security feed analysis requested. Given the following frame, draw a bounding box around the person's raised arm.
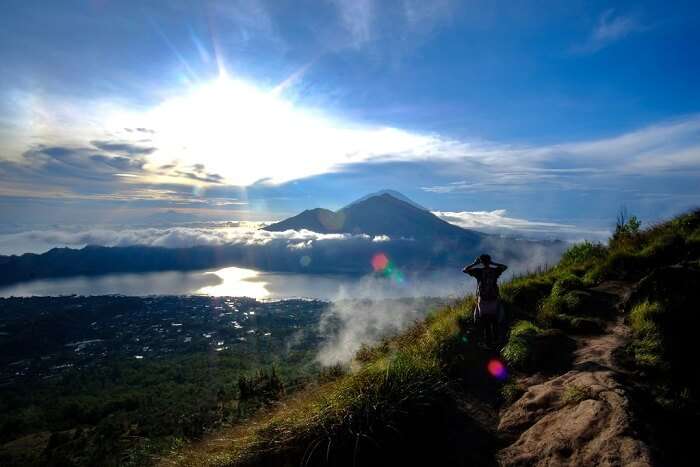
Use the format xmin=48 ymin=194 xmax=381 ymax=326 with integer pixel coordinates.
xmin=463 ymin=257 xmax=481 ymax=274
xmin=493 ymin=261 xmax=508 ymax=272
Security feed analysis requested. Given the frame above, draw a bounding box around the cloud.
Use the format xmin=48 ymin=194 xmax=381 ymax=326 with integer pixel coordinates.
xmin=328 ymin=0 xmax=457 ymax=52
xmin=172 ymin=163 xmax=226 ymax=184
xmin=0 ymin=225 xmax=380 ymax=255
xmin=575 ymin=9 xmax=645 ymax=53
xmin=433 ymin=210 xmax=609 ymax=241
xmin=1 ymin=145 xmax=147 ymax=184
xmin=420 ymin=116 xmax=700 ymax=193
xmin=0 ymin=138 xmax=232 ymax=203
xmin=331 ymin=0 xmax=375 ymax=48
xmin=91 ymin=140 xmax=157 ymax=156
xmin=317 ymin=295 xmax=428 ymax=365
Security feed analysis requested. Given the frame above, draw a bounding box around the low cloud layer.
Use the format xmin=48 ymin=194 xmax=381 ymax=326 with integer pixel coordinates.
xmin=433 ymin=210 xmax=609 ymax=241
xmin=0 ymin=225 xmax=390 ymax=256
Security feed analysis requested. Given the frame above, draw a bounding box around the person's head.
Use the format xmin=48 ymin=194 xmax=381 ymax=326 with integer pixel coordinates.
xmin=479 ymin=254 xmax=492 ymax=265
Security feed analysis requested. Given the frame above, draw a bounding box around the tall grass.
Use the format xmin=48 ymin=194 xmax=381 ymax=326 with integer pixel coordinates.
xmin=628 ymin=301 xmax=665 ymax=370
xmin=501 ymin=321 xmax=542 ymax=368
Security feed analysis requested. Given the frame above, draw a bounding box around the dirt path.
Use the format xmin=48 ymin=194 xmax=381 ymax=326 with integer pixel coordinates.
xmin=497 ymin=283 xmax=653 ymax=467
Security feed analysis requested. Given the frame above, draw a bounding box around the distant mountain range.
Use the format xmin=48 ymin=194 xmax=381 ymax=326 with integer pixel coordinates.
xmin=0 ymin=192 xmax=566 ymax=286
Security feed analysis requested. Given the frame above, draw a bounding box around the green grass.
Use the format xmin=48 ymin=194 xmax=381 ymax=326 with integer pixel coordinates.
xmin=500 ymin=321 xmax=542 ymax=369
xmin=562 ymin=385 xmax=590 ymax=405
xmin=628 ymin=301 xmax=665 ymax=370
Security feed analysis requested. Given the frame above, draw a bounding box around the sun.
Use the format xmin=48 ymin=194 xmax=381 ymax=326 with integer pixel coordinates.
xmin=145 ymin=75 xmax=309 ymax=186
xmin=114 ymin=72 xmax=436 ymax=187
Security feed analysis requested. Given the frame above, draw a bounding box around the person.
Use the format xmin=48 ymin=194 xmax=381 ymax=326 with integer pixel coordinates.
xmin=463 ymin=254 xmax=508 ymax=346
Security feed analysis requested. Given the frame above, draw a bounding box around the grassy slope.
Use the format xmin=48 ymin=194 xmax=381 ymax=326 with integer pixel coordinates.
xmin=169 ymin=209 xmax=700 ymax=467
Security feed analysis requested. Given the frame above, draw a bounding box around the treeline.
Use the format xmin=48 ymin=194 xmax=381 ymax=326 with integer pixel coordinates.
xmin=0 ymin=350 xmax=319 ymax=466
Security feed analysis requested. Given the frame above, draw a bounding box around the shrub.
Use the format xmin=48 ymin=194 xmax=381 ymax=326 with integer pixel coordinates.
xmin=562 ymin=385 xmax=590 ymax=405
xmin=551 ymin=273 xmax=585 ymax=297
xmin=589 ymin=250 xmax=647 ymax=282
xmin=500 ymin=381 xmax=525 ymax=404
xmin=610 ymin=208 xmax=642 ymax=250
xmin=500 ymin=274 xmax=555 ymax=321
xmin=559 ymin=241 xmax=607 ymax=268
xmin=537 ymin=291 xmax=584 ymax=325
xmin=501 ymin=321 xmax=542 ymax=368
xmin=640 ymin=232 xmax=687 ymax=265
xmin=628 ymin=301 xmax=665 ymax=370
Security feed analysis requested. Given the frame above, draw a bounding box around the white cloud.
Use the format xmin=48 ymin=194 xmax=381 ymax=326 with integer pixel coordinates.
xmin=421 ymin=116 xmax=700 ymax=192
xmin=433 ymin=210 xmax=609 ymax=241
xmin=317 ymin=295 xmax=425 ymax=365
xmin=575 ymin=9 xmax=645 ymax=53
xmin=331 ymin=0 xmax=375 ymax=48
xmin=329 ymin=0 xmax=456 ymax=51
xmin=0 ymin=225 xmax=377 ymax=255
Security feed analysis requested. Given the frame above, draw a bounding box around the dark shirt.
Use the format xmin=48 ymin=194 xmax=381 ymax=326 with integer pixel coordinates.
xmin=467 ymin=265 xmax=506 ymax=300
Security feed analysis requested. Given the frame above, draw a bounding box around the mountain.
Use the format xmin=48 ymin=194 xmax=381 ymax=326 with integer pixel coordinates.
xmin=264 ymin=192 xmax=482 ymax=242
xmin=345 ymin=189 xmax=426 ymax=210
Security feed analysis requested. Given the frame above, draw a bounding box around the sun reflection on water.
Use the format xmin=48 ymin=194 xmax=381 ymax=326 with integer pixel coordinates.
xmin=196 ymin=267 xmax=270 ymax=298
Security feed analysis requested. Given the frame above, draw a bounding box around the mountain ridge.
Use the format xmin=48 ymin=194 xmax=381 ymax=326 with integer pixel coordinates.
xmin=263 ymin=192 xmax=482 ymax=242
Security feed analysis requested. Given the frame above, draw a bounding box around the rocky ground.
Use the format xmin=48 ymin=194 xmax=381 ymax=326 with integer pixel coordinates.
xmin=497 ymin=282 xmax=653 ymax=467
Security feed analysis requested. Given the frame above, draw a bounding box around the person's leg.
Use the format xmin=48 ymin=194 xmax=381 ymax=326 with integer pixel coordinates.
xmin=484 ymin=315 xmax=495 ymax=346
xmin=492 ymin=316 xmax=499 ymax=345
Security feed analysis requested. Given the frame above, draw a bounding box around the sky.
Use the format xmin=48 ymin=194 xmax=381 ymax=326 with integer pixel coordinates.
xmin=1 ymin=0 xmax=699 ymax=238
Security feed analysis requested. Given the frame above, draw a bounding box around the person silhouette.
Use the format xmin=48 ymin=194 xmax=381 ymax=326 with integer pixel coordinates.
xmin=463 ymin=254 xmax=508 ymax=346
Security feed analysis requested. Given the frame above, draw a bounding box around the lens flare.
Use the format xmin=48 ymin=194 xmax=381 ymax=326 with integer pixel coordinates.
xmin=371 ymin=252 xmax=406 ymax=284
xmin=487 ymin=359 xmax=508 ymax=380
xmin=371 ymin=253 xmax=389 ymax=272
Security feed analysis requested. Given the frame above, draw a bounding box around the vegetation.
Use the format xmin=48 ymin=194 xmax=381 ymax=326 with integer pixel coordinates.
xmin=500 ymin=320 xmax=542 ymax=368
xmin=500 ymin=381 xmax=525 ymax=404
xmin=562 ymin=385 xmax=590 ymax=405
xmin=628 ymin=300 xmax=666 ymax=369
xmin=0 ymin=297 xmax=331 ymax=466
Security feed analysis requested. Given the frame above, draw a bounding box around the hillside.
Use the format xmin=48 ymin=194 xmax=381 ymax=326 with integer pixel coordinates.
xmin=162 ymin=209 xmax=700 ymax=467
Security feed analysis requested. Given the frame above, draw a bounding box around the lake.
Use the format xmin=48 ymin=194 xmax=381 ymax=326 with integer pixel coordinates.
xmin=0 ymin=266 xmax=473 ymax=300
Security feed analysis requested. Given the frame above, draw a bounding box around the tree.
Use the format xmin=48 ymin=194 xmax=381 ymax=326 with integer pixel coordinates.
xmin=614 ymin=207 xmax=641 ymax=238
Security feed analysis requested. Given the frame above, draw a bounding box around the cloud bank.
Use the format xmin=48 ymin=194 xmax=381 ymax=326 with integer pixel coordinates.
xmin=0 ymin=225 xmax=389 ymax=256
xmin=433 ymin=210 xmax=609 ymax=241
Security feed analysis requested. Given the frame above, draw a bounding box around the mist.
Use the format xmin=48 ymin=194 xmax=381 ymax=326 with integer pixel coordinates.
xmin=314 ymin=241 xmax=563 ymax=366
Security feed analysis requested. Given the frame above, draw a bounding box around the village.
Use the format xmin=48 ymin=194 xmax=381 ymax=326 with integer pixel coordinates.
xmin=0 ymin=295 xmax=329 ymax=386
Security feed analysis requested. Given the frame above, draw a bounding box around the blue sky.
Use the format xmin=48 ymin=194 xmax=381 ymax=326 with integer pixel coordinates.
xmin=1 ymin=0 xmax=699 ymax=235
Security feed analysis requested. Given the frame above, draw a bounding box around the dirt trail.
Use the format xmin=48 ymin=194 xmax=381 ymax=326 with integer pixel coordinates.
xmin=497 ymin=283 xmax=653 ymax=467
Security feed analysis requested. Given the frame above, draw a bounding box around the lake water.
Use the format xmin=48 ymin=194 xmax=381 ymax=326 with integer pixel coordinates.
xmin=0 ymin=267 xmax=472 ymax=300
